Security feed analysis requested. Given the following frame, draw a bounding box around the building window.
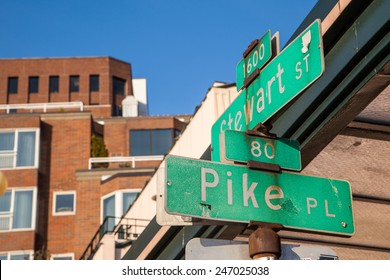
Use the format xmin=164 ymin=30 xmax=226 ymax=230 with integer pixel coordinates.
xmin=53 ymin=191 xmax=76 ymax=216
xmin=7 ymin=77 xmax=18 ymax=94
xmin=69 ymin=75 xmax=79 ymax=93
xmin=0 ymin=188 xmax=37 ymax=231
xmin=113 ymin=76 xmax=125 ymax=95
xmin=0 ymin=129 xmax=39 ymax=169
xmin=51 ymin=253 xmax=74 ymax=260
xmin=130 ymin=129 xmax=174 ymax=156
xmin=101 ymin=190 xmax=140 ymax=231
xmin=28 ymin=76 xmax=39 ymax=94
xmin=49 ymin=76 xmax=59 ymax=93
xmin=90 ymin=75 xmax=99 ymax=92
xmin=0 ymin=251 xmax=34 ymax=260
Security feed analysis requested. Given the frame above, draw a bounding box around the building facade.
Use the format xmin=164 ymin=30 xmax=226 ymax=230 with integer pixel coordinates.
xmin=0 ymin=57 xmax=190 ymax=259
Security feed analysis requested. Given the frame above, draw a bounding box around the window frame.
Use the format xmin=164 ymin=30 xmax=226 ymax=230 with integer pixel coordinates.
xmin=51 ymin=253 xmax=75 ymax=260
xmin=69 ymin=75 xmax=80 ymax=93
xmin=7 ymin=77 xmax=18 ymax=94
xmin=0 ymin=250 xmax=34 ymax=260
xmin=28 ymin=76 xmax=39 ymax=94
xmin=0 ymin=128 xmax=40 ymax=170
xmin=49 ymin=75 xmax=60 ymax=93
xmin=129 ymin=128 xmax=175 ymax=156
xmin=89 ymin=74 xmax=99 ymax=92
xmin=100 ymin=189 xmax=140 ymax=224
xmin=52 ymin=191 xmax=76 ymax=216
xmin=0 ymin=187 xmax=37 ymax=232
xmin=112 ymin=76 xmax=126 ymax=96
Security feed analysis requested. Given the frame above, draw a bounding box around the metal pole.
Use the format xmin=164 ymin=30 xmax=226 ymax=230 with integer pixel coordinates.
xmin=248 ymin=225 xmax=281 ymax=260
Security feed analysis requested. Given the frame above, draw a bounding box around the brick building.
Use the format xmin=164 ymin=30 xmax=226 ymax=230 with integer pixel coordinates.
xmin=0 ymin=57 xmax=190 ymax=259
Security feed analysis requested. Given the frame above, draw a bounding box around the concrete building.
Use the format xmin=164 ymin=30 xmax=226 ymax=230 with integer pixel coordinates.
xmin=0 ymin=57 xmax=190 ymax=260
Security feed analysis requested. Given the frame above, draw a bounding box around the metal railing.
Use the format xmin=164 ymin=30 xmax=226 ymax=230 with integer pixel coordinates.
xmin=0 ymin=102 xmax=84 ymax=113
xmin=79 ymin=216 xmax=149 ymax=260
xmin=88 ymin=155 xmax=164 ymax=169
xmin=79 ymin=216 xmax=114 ymax=260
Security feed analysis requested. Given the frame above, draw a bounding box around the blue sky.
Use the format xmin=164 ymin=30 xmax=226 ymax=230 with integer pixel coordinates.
xmin=1 ymin=0 xmax=317 ymax=115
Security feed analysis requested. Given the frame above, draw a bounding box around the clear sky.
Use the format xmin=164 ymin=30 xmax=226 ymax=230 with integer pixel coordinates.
xmin=1 ymin=0 xmax=318 ymax=116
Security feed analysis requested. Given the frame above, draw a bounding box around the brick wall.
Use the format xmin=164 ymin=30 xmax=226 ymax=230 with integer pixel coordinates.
xmin=0 ymin=57 xmax=133 ymax=118
xmin=37 ymin=112 xmax=92 ymax=257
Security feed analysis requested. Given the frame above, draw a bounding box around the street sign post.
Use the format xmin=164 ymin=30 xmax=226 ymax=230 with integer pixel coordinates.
xmin=220 ymin=130 xmax=301 ymax=171
xmin=246 ymin=19 xmax=324 ymax=130
xmin=236 ymin=30 xmax=272 ymax=91
xmin=165 ymin=155 xmax=354 ymax=236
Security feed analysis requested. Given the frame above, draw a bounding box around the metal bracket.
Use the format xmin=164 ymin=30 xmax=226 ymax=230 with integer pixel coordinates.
xmin=247 ymin=160 xmax=281 ymax=173
xmin=243 ymin=68 xmax=260 ymax=89
xmin=243 ymin=39 xmax=259 ymax=58
xmin=247 ymin=121 xmax=277 ymax=139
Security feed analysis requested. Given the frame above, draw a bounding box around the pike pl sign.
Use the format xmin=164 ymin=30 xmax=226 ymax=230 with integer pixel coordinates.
xmin=165 ymin=156 xmax=354 ymax=236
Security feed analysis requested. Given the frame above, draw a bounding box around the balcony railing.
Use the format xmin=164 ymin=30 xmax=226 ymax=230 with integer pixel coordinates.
xmin=0 ymin=102 xmax=84 ymax=113
xmin=79 ymin=216 xmax=149 ymax=260
xmin=88 ymin=155 xmax=164 ymax=169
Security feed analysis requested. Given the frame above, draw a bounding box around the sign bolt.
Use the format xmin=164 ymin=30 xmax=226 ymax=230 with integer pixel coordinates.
xmin=341 ymin=222 xmax=347 ymax=228
xmin=167 ymin=180 xmax=172 ymax=186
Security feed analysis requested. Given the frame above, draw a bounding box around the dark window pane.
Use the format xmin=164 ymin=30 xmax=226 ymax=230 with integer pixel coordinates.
xmin=8 ymin=77 xmax=18 ymax=94
xmin=49 ymin=76 xmax=59 ymax=93
xmin=130 ymin=130 xmax=151 ymax=156
xmin=112 ymin=104 xmax=122 ymax=117
xmin=55 ymin=193 xmax=74 ymax=213
xmin=90 ymin=75 xmax=99 ymax=92
xmin=113 ymin=77 xmax=125 ymax=95
xmin=28 ymin=76 xmax=39 ymax=93
xmin=69 ymin=76 xmax=79 ymax=93
xmin=151 ymin=129 xmax=172 ymax=155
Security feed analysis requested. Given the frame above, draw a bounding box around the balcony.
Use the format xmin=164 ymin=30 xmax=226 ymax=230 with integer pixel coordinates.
xmin=88 ymin=155 xmax=164 ymax=170
xmin=80 ymin=216 xmax=149 ymax=260
xmin=0 ymin=102 xmax=84 ymax=114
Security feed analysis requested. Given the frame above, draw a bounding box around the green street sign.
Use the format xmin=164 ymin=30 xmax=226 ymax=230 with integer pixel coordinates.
xmin=221 ymin=130 xmax=301 ymax=171
xmin=211 ymin=19 xmax=324 ymax=162
xmin=247 ymin=19 xmax=324 ymax=130
xmin=211 ymin=91 xmax=247 ymax=162
xmin=236 ymin=30 xmax=272 ymax=91
xmin=166 ymin=156 xmax=354 ymax=236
